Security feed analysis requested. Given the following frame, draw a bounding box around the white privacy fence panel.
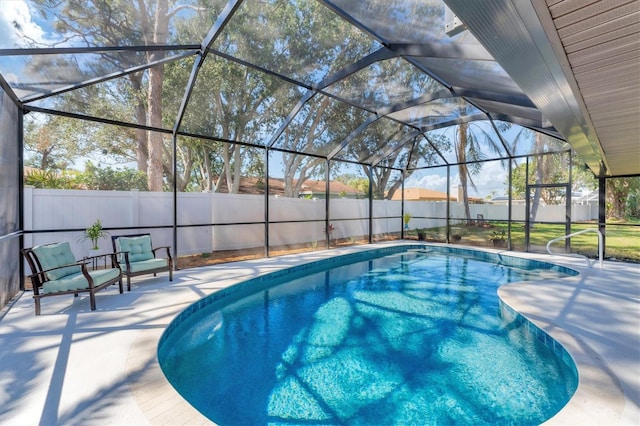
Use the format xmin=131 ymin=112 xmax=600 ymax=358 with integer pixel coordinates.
xmin=270 ymin=222 xmax=316 ymax=247
xmin=372 ymin=199 xmax=402 ymax=235
xmin=573 ymin=204 xmax=599 ymax=221
xmin=330 ymin=199 xmax=369 ymax=241
xmin=214 ymin=193 xmax=265 ymax=223
xmin=405 ymin=201 xmax=449 ymax=230
xmin=330 ymin=198 xmax=369 ymax=219
xmin=24 ymin=188 xmax=599 ymax=259
xmin=270 ymin=196 xmax=324 ymax=221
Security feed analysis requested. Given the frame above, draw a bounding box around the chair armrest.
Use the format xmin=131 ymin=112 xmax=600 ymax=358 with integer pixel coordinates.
xmin=36 ymin=260 xmax=87 ymax=276
xmin=152 ymin=246 xmax=172 ymax=259
xmin=29 ymin=261 xmax=94 ymax=287
xmin=113 ymin=251 xmax=130 ymax=266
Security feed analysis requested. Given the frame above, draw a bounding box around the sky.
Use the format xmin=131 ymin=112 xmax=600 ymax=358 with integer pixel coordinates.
xmin=405 ymin=159 xmax=510 ymax=199
xmin=0 ymin=1 xmax=55 ymax=89
xmin=0 ymin=1 xmax=47 ymax=48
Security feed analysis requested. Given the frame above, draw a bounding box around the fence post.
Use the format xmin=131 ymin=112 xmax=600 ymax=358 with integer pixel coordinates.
xmin=130 ymin=189 xmax=139 ymax=229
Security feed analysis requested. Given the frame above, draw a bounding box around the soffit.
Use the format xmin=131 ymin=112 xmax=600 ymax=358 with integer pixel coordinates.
xmin=546 ymin=0 xmax=640 ymax=177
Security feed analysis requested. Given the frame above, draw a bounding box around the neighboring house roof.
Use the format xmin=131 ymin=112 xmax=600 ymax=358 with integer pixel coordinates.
xmin=573 ymin=190 xmax=599 ymax=204
xmin=391 ymin=188 xmax=483 ymax=203
xmin=391 ymin=188 xmax=453 ymax=201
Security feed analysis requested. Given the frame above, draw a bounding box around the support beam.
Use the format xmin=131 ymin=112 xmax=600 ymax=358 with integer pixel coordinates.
xmin=599 ymin=177 xmax=606 ymax=257
xmin=387 ymin=42 xmax=494 ymax=61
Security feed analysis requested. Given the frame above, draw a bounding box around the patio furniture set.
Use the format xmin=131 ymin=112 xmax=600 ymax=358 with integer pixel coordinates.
xmin=22 ymin=234 xmax=173 ymax=315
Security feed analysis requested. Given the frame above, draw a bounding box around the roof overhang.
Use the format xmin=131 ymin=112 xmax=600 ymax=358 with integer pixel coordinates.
xmin=445 ymin=0 xmax=639 ymax=177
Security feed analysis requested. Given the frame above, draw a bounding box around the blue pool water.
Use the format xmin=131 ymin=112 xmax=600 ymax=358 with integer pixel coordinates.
xmin=158 ymin=245 xmax=579 ymax=425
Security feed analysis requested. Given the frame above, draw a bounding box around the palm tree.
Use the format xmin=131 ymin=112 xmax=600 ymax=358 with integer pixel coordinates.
xmin=451 ymin=121 xmax=506 ymax=222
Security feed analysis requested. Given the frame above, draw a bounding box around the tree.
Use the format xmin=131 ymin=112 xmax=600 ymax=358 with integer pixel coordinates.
xmin=24 ymin=169 xmax=78 ymax=189
xmin=504 ymin=126 xmax=572 ymax=223
xmin=27 ymin=0 xmax=208 ymax=191
xmin=178 ymin=54 xmax=281 ymax=193
xmin=449 ymin=121 xmax=506 ymax=221
xmin=79 ymin=161 xmax=149 ymax=191
xmin=625 ymin=182 xmax=640 ymax=219
xmin=298 ymin=0 xmax=444 ymax=200
xmin=511 ymin=157 xmax=567 ymax=205
xmin=529 ymin=134 xmax=556 ymax=221
xmin=607 ymin=177 xmax=640 ymax=220
xmin=278 ymin=96 xmax=353 ymax=198
xmin=172 ymin=0 xmax=381 ymax=195
xmin=334 ymin=173 xmax=369 ymax=196
xmin=342 ymin=80 xmax=443 ymax=200
xmin=24 ymin=114 xmax=95 ymax=170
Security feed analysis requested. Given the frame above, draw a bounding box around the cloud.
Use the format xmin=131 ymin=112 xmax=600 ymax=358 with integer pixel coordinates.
xmin=405 ymin=161 xmax=510 ymax=199
xmin=405 ymin=172 xmax=449 ymax=192
xmin=465 ymin=161 xmax=509 ymax=198
xmin=0 ymin=1 xmax=47 ymax=48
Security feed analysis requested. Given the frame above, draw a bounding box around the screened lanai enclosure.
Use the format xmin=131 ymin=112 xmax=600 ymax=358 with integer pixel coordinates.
xmin=1 ymin=0 xmax=639 ymax=309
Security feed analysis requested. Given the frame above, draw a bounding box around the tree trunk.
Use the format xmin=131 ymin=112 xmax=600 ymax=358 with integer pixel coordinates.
xmin=147 ymin=67 xmax=164 ymax=191
xmin=231 ymin=144 xmax=242 ymax=193
xmin=281 ymin=100 xmax=329 ymax=198
xmin=607 ymin=179 xmax=630 ymax=219
xmin=529 ymin=133 xmax=545 ymax=226
xmin=457 ymin=123 xmax=471 ymax=222
xmin=386 ymin=179 xmax=402 ymax=200
xmin=128 ymin=73 xmax=148 ymax=172
xmin=283 ymin=147 xmax=296 ymax=197
xmin=144 ymin=0 xmax=169 ymax=191
xmin=202 ymin=146 xmax=212 ymax=192
xmin=223 ymin=145 xmax=233 ymax=193
xmin=174 ymin=145 xmax=194 ymax=192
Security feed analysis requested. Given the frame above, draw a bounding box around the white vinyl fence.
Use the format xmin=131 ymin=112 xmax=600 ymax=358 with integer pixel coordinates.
xmin=23 ymin=188 xmax=598 ymax=259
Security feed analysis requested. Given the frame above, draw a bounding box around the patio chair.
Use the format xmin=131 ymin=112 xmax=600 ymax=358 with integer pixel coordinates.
xmin=22 ymin=241 xmax=123 ymax=315
xmin=111 ymin=234 xmax=173 ymax=291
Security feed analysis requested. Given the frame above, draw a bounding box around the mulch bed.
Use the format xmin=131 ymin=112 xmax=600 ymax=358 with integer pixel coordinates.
xmin=174 ymin=238 xmax=384 ymax=269
xmin=175 ymin=246 xmax=319 ymax=269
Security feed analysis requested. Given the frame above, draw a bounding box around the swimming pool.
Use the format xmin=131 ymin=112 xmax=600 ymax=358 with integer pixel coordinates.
xmin=158 ymin=245 xmax=579 ymax=424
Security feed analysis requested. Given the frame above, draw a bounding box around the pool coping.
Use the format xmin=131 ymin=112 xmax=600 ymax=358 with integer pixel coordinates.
xmin=1 ymin=242 xmax=638 ymax=425
xmin=496 ymin=259 xmax=639 ymax=425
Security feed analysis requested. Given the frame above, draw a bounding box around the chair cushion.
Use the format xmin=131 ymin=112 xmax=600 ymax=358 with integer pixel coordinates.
xmin=88 ymin=268 xmax=121 ymax=286
xmin=42 ymin=268 xmax=120 ymax=294
xmin=117 ymin=235 xmax=154 ymax=263
xmin=127 ymin=258 xmax=168 ymax=273
xmin=33 ymin=242 xmax=81 ymax=281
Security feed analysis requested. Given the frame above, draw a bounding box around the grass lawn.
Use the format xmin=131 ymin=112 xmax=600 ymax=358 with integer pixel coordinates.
xmin=179 ymin=220 xmax=639 ymax=269
xmin=441 ymin=221 xmax=638 ymax=263
xmin=511 ymin=222 xmax=639 ymax=261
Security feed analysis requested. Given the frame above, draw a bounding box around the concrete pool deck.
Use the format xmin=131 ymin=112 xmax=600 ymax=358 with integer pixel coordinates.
xmin=0 ymin=242 xmax=638 ymax=425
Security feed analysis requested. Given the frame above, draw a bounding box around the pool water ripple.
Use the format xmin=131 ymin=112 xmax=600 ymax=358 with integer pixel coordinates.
xmin=158 ymin=245 xmax=578 ymax=425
